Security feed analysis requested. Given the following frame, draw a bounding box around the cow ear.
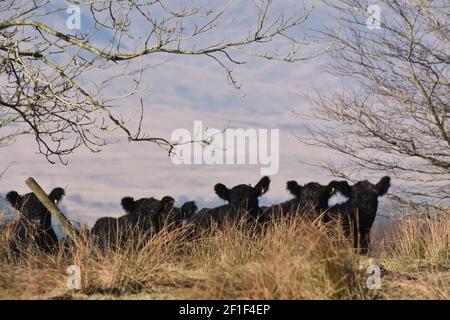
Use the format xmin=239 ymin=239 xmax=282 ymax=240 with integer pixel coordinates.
xmin=49 ymin=187 xmax=65 ymax=204
xmin=161 ymin=196 xmax=175 ymax=212
xmin=121 ymin=197 xmax=135 ymax=214
xmin=214 ymin=183 xmax=230 ymax=201
xmin=376 ymin=176 xmax=391 ymax=196
xmin=6 ymin=191 xmax=20 ymax=207
xmin=287 ymin=181 xmax=302 ymax=198
xmin=254 ymin=176 xmax=270 ymax=196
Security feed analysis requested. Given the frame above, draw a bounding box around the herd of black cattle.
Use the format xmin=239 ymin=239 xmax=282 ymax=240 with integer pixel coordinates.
xmin=2 ymin=175 xmax=391 ymax=255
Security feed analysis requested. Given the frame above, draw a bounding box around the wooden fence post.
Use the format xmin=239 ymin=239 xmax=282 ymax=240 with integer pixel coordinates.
xmin=25 ymin=177 xmax=80 ymax=247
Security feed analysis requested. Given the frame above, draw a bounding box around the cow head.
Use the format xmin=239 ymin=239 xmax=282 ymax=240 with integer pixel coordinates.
xmin=214 ymin=176 xmax=270 ymax=217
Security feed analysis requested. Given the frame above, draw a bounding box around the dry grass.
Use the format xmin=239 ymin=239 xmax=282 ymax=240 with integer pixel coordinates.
xmin=0 ymin=212 xmax=449 ymax=300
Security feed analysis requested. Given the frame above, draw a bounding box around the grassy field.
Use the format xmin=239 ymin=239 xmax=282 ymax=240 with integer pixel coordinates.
xmin=0 ymin=212 xmax=449 ymax=300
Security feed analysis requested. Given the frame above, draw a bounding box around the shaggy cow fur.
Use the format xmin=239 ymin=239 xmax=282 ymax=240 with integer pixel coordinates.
xmin=261 ymin=180 xmax=352 ymax=221
xmin=349 ymin=176 xmax=391 ymax=253
xmin=121 ymin=195 xmax=173 ymax=234
xmin=91 ymin=196 xmax=198 ymax=248
xmin=298 ymin=176 xmax=391 ymax=254
xmin=5 ymin=187 xmax=65 ymax=252
xmin=189 ymin=176 xmax=271 ymax=229
xmin=164 ymin=201 xmax=198 ymax=230
xmin=91 ymin=196 xmax=167 ymax=247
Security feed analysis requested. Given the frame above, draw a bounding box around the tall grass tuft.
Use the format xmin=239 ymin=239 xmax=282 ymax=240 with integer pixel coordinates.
xmin=0 ymin=211 xmax=449 ymax=299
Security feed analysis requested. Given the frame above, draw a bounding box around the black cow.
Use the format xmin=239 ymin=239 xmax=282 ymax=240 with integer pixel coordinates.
xmin=163 ymin=201 xmax=198 ymax=230
xmin=91 ymin=196 xmax=197 ymax=247
xmin=285 ymin=177 xmax=391 ymax=254
xmin=5 ymin=187 xmax=65 ymax=252
xmin=91 ymin=196 xmax=167 ymax=247
xmin=261 ymin=180 xmax=352 ymax=222
xmin=349 ymin=176 xmax=391 ymax=253
xmin=189 ymin=176 xmax=270 ymax=229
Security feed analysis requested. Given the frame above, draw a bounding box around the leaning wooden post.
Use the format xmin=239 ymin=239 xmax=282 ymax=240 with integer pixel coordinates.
xmin=25 ymin=177 xmax=80 ymax=247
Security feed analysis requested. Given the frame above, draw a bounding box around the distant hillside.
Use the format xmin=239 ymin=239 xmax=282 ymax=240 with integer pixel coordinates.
xmin=0 ymin=196 xmax=19 ymax=224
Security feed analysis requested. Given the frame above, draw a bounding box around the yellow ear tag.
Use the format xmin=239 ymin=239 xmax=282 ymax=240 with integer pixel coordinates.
xmin=260 ymin=186 xmax=266 ymax=193
xmin=331 ymin=187 xmax=335 ymax=194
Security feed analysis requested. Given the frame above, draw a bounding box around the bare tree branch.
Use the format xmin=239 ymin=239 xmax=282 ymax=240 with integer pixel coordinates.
xmin=0 ymin=0 xmax=324 ymax=162
xmin=300 ymin=0 xmax=449 ymax=206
